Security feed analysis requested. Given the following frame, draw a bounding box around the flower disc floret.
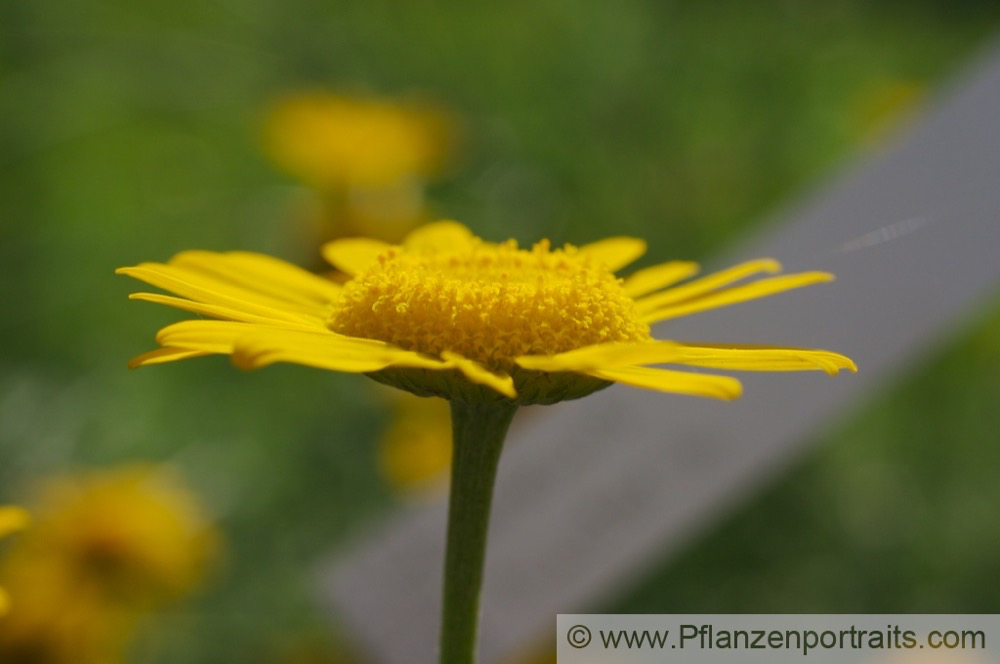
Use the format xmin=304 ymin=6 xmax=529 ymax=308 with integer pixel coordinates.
xmin=327 ymin=238 xmax=652 ymax=369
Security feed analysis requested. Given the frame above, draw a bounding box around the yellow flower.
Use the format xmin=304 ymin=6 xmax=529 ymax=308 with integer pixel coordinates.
xmin=117 ymin=220 xmax=855 ymax=404
xmin=377 ymin=392 xmax=453 ymax=495
xmin=263 ymin=92 xmax=452 ymax=190
xmin=0 ymin=506 xmax=30 ymax=617
xmin=0 ymin=466 xmax=218 ymax=663
xmin=263 ymin=91 xmax=457 ymax=245
xmin=9 ymin=465 xmax=217 ymax=602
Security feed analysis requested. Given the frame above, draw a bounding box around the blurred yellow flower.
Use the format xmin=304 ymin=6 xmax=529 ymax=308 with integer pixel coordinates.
xmin=0 ymin=506 xmax=30 ymax=617
xmin=118 ymin=220 xmax=855 ymax=404
xmin=263 ymin=91 xmax=458 ymax=246
xmin=0 ymin=465 xmax=218 ymax=663
xmin=377 ymin=393 xmax=453 ymax=495
xmin=264 ymin=91 xmax=452 ymax=189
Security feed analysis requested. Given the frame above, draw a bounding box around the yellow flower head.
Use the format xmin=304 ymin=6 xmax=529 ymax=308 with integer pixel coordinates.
xmin=118 ymin=221 xmax=855 ymax=404
xmin=1 ymin=466 xmax=217 ymax=606
xmin=0 ymin=466 xmax=218 ymax=663
xmin=377 ymin=393 xmax=454 ymax=495
xmin=0 ymin=506 xmax=30 ymax=617
xmin=263 ymin=92 xmax=452 ymax=189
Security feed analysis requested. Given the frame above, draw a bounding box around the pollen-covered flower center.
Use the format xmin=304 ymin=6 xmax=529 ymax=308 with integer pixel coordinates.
xmin=328 ymin=240 xmax=651 ymax=367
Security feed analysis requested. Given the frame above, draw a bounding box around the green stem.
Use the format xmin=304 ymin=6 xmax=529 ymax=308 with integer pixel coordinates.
xmin=439 ymin=400 xmax=519 ymax=664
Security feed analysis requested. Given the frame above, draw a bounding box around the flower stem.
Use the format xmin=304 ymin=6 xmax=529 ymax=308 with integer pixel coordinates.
xmin=439 ymin=400 xmax=518 ymax=664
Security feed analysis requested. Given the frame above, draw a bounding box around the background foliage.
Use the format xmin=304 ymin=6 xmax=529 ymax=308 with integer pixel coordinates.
xmin=2 ymin=1 xmax=999 ymax=661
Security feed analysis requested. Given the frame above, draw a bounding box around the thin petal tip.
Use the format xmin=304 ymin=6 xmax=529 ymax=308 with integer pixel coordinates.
xmin=714 ymin=379 xmax=744 ymax=401
xmin=821 ymin=352 xmax=857 ymax=375
xmin=699 ymin=382 xmax=743 ymax=401
xmin=759 ymin=258 xmax=783 ymax=273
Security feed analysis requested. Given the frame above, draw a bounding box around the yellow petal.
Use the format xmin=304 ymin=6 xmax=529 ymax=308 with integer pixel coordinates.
xmin=622 ymin=261 xmax=700 ymax=298
xmin=440 ymin=351 xmax=516 ymax=398
xmin=155 ymin=320 xmax=261 ymax=353
xmin=587 ymin=366 xmax=743 ymax=400
xmin=641 ymin=272 xmax=834 ymax=323
xmin=145 ymin=321 xmax=461 ymax=376
xmin=403 ymin=220 xmax=475 ymax=253
xmin=518 ymin=340 xmax=856 ymax=376
xmin=231 ymin=327 xmax=447 ymax=373
xmin=576 ymin=237 xmax=647 ymax=272
xmin=129 ymin=292 xmax=325 ymax=327
xmin=128 ymin=347 xmax=216 ymax=369
xmin=0 ymin=506 xmax=30 ymax=537
xmin=234 ymin=344 xmax=402 ymax=372
xmin=156 ymin=320 xmax=385 ymax=358
xmin=635 ymin=258 xmax=782 ymax=313
xmin=117 ymin=264 xmax=319 ymax=323
xmin=664 ymin=343 xmax=858 ymax=375
xmin=515 ymin=341 xmax=681 ymax=372
xmin=172 ymin=250 xmax=341 ymax=305
xmin=0 ymin=587 xmax=10 ymax=616
xmin=320 ymin=237 xmax=393 ymax=275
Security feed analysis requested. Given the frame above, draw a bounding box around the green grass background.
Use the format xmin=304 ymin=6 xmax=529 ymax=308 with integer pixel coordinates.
xmin=2 ymin=0 xmax=999 ymax=661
